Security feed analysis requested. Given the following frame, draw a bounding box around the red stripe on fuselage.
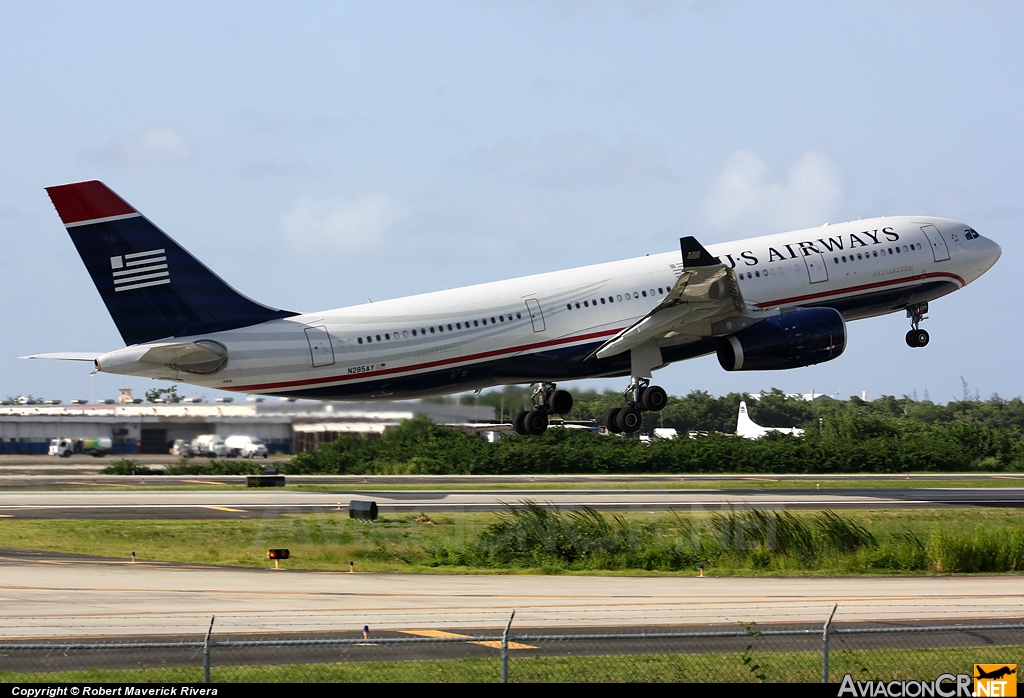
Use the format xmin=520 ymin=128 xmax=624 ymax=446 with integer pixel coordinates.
xmin=45 ymin=181 xmax=137 ymax=225
xmin=754 ymin=271 xmax=964 ymax=308
xmin=232 ymin=327 xmax=623 ymax=392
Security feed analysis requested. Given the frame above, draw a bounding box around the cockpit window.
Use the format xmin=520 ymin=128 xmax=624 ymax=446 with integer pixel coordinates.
xmin=965 ymin=228 xmax=980 ymax=240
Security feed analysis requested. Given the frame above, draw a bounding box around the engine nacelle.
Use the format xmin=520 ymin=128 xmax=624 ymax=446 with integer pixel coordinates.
xmin=717 ymin=307 xmax=846 ymax=371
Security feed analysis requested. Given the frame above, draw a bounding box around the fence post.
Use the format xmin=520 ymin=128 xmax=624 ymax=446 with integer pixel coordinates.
xmin=203 ymin=615 xmax=215 ymax=684
xmin=501 ymin=610 xmax=515 ymax=683
xmin=822 ymin=604 xmax=837 ymax=683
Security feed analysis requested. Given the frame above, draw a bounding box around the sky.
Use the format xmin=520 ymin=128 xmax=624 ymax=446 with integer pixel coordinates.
xmin=0 ymin=1 xmax=1021 ymax=405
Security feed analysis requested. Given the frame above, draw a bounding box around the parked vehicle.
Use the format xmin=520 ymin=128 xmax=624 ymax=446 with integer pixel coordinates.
xmin=48 ymin=437 xmax=112 ymax=458
xmin=190 ymin=434 xmax=228 ymax=458
xmin=169 ymin=439 xmax=193 ymax=457
xmin=224 ymin=435 xmax=269 ymax=458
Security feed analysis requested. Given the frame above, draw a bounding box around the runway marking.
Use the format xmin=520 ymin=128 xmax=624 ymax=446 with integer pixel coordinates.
xmin=400 ymin=628 xmax=536 ymax=649
xmin=185 ymin=480 xmax=229 ymax=486
xmin=202 ymin=506 xmax=246 ymax=512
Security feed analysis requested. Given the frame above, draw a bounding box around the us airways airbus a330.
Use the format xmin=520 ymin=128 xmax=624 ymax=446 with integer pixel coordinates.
xmin=27 ymin=180 xmax=1001 ymax=436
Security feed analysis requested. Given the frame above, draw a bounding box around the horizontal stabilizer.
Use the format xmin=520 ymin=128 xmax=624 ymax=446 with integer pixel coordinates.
xmin=19 ymin=352 xmax=101 ymax=361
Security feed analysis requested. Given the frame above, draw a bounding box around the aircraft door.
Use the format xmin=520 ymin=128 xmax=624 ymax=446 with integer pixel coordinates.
xmin=920 ymin=224 xmax=950 ymax=262
xmin=803 ymin=253 xmax=829 ymax=284
xmin=525 ymin=298 xmax=546 ymax=332
xmin=304 ymin=325 xmax=336 ymax=367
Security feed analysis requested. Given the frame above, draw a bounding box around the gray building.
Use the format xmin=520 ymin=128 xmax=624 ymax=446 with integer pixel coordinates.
xmin=0 ymin=400 xmax=495 ymax=454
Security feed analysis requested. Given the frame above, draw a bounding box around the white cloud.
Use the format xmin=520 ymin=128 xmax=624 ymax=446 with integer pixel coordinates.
xmin=699 ymin=150 xmax=847 ymax=234
xmin=81 ymin=127 xmax=195 ymax=167
xmin=466 ymin=132 xmax=674 ymax=188
xmin=280 ymin=194 xmax=408 ymax=250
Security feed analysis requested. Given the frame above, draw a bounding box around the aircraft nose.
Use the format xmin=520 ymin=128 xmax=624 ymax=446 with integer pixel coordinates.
xmin=984 ymin=236 xmax=1002 ymax=265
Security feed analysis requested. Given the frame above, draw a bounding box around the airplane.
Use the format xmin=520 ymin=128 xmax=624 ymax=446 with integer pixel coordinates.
xmin=735 ymin=400 xmax=804 ymax=439
xmin=25 ymin=180 xmax=1001 ymax=436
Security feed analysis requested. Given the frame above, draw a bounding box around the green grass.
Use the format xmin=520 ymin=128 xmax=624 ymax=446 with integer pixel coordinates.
xmin=4 ymin=508 xmax=1024 ymax=575
xmin=2 ymin=644 xmax=1020 ymax=683
xmin=27 ymin=476 xmax=1024 ymax=492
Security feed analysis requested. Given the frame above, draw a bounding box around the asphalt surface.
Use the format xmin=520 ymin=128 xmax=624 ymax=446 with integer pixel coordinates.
xmin=2 ymin=548 xmax=1023 ymax=640
xmin=1 ymin=485 xmax=1024 ymax=518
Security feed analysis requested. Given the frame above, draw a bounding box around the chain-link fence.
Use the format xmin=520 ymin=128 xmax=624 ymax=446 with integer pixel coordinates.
xmin=1 ymin=618 xmax=1021 ymax=683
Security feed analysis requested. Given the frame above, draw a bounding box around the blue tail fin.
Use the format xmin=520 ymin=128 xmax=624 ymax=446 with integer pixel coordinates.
xmin=46 ymin=180 xmax=296 ymax=345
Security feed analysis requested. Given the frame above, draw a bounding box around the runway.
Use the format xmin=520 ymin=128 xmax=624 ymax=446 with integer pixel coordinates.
xmin=1 ymin=485 xmax=1023 ymax=518
xmin=2 ymin=549 xmax=1023 ymax=639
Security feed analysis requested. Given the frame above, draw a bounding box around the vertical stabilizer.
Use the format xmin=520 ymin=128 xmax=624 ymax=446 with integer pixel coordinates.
xmin=736 ymin=400 xmax=766 ymax=439
xmin=46 ymin=181 xmax=297 ymax=345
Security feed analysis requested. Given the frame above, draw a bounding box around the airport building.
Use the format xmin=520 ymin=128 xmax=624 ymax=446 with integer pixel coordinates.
xmin=0 ymin=395 xmax=495 ymax=455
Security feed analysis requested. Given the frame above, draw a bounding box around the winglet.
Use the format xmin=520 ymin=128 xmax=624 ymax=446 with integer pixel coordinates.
xmin=680 ymin=236 xmax=719 ymax=268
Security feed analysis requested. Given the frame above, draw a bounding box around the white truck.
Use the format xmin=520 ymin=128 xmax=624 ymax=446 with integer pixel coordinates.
xmin=224 ymin=435 xmax=269 ymax=458
xmin=48 ymin=437 xmax=113 ymax=458
xmin=190 ymin=434 xmax=228 ymax=458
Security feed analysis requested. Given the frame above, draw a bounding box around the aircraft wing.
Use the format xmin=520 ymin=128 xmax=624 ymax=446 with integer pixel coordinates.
xmin=590 ymin=237 xmax=745 ymax=361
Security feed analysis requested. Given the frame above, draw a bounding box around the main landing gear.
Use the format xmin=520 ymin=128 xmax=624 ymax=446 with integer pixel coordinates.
xmin=512 ymin=383 xmax=574 ymax=435
xmin=905 ymin=303 xmax=930 ymax=348
xmin=605 ymin=378 xmax=668 ymax=434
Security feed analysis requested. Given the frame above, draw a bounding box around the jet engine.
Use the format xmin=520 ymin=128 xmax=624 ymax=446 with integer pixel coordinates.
xmin=716 ymin=307 xmax=846 ymax=371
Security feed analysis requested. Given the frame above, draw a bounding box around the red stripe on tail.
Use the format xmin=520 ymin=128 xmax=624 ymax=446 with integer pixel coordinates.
xmin=45 ymin=180 xmax=136 ymax=225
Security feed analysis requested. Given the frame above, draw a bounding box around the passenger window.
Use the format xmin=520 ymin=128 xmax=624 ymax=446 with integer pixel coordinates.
xmin=642 ymin=290 xmax=647 ymax=297
xmin=591 ymin=299 xmax=597 ymax=306
xmin=608 ymin=296 xmax=614 ymax=303
xmin=584 ymin=300 xmax=589 ymax=307
xmin=412 ymin=330 xmax=417 ymax=336
xmin=499 ymin=315 xmax=504 ymax=322
xmin=482 ymin=318 xmax=487 ymax=325
xmin=447 ymin=324 xmax=453 ymax=331
xmin=366 ymin=336 xmax=372 ymax=343
xmin=357 ymin=337 xmax=363 ymax=344
xmin=491 ymin=317 xmax=496 ymax=324
xmin=385 ymin=333 xmax=390 ymax=340
xmin=420 ymin=328 xmax=426 ymax=334
xmin=633 ymin=292 xmax=638 ymax=298
xmin=755 ymin=271 xmax=760 ymax=278
xmin=600 ymin=298 xmax=605 ymax=304
xmin=429 ymin=327 xmax=435 ymax=334
xmin=833 ymin=258 xmax=838 ymax=264
xmin=857 ymin=253 xmax=862 ymax=260
xmin=516 ymin=313 xmax=521 ymax=319
xmin=616 ymin=295 xmax=622 ymax=301
xmin=474 ymin=320 xmax=479 ymax=327
xmin=376 ymin=335 xmax=381 ymax=341
xmin=403 ymin=330 xmax=409 ymax=338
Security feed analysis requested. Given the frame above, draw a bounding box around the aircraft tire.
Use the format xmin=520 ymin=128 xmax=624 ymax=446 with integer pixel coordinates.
xmin=524 ymin=409 xmax=549 ymax=435
xmin=914 ymin=329 xmax=929 ymax=347
xmin=641 ymin=385 xmax=668 ymax=412
xmin=512 ymin=410 xmax=529 ymax=436
xmin=605 ymin=408 xmax=622 ymax=433
xmin=616 ymin=405 xmax=642 ymax=433
xmin=548 ymin=389 xmax=574 ymax=414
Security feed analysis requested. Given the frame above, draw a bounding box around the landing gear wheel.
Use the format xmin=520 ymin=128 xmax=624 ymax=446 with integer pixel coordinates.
xmin=905 ymin=329 xmax=930 ymax=348
xmin=547 ymin=389 xmax=574 ymax=415
xmin=641 ymin=385 xmax=668 ymax=412
xmin=512 ymin=410 xmax=529 ymax=435
xmin=605 ymin=408 xmax=622 ymax=434
xmin=524 ymin=409 xmax=549 ymax=435
xmin=616 ymin=405 xmax=642 ymax=434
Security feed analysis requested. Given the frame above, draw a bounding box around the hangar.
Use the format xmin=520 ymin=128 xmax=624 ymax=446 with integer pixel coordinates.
xmin=0 ymin=398 xmax=494 ymax=455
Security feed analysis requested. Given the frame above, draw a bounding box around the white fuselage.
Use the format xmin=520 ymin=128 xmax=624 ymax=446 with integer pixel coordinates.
xmin=96 ymin=216 xmax=1000 ymax=400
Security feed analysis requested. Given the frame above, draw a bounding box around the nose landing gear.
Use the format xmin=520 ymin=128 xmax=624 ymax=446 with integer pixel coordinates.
xmin=512 ymin=383 xmax=574 ymax=435
xmin=905 ymin=303 xmax=930 ymax=348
